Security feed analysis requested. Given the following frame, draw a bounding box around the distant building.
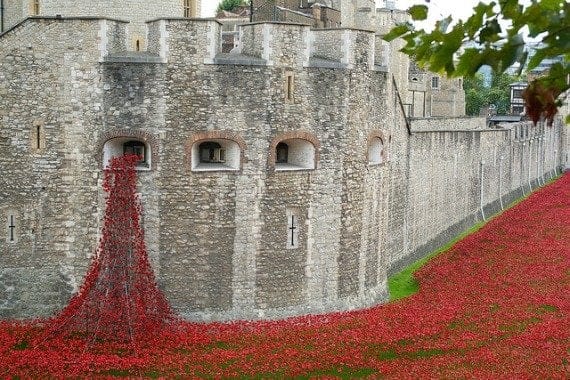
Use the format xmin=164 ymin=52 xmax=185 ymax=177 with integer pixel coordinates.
xmin=248 ymin=0 xmax=341 ymax=28
xmin=217 ymin=1 xmax=343 ymax=52
xmin=407 ymin=61 xmax=466 ymax=118
xmin=510 ymin=82 xmax=527 ymax=115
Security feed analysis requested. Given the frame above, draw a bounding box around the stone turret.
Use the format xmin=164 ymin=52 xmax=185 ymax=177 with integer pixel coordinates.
xmin=330 ymin=0 xmax=376 ymax=29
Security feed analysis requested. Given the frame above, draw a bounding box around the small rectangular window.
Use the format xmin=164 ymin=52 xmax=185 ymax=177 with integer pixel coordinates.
xmin=31 ymin=122 xmax=45 ymax=151
xmin=32 ymin=0 xmax=40 ymax=15
xmin=512 ymin=89 xmax=523 ymax=98
xmin=36 ymin=125 xmax=41 ymax=149
xmin=431 ymin=76 xmax=439 ymax=89
xmin=184 ymin=0 xmax=192 ymax=17
xmin=285 ymin=72 xmax=294 ymax=103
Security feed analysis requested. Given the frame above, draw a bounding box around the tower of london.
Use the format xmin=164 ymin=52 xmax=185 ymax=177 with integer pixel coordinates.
xmin=0 ymin=0 xmax=564 ymax=321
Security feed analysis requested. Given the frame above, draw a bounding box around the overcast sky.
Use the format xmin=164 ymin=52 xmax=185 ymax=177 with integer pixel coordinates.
xmin=201 ymin=0 xmax=484 ymax=21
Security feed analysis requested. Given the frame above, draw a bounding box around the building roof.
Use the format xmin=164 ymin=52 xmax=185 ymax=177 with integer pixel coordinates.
xmin=488 ymin=115 xmax=523 ymax=123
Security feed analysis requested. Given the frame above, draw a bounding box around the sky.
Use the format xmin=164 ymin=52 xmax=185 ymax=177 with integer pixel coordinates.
xmin=397 ymin=0 xmax=482 ymax=24
xmin=201 ymin=0 xmax=483 ymax=21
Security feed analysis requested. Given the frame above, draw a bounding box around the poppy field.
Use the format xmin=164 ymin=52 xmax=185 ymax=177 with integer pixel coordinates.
xmin=1 ymin=170 xmax=568 ymax=378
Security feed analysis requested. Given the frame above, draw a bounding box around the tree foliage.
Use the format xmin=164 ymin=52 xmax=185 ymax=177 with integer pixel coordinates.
xmin=464 ymin=74 xmax=487 ymax=116
xmin=464 ymin=71 xmax=518 ymax=116
xmin=217 ymin=0 xmax=248 ymax=12
xmin=385 ymin=0 xmax=570 ymax=124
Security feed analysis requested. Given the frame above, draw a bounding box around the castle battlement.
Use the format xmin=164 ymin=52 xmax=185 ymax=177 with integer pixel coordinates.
xmin=0 ymin=17 xmax=129 ymax=64
xmin=1 ymin=16 xmax=392 ymax=74
xmin=146 ymin=18 xmax=383 ymax=71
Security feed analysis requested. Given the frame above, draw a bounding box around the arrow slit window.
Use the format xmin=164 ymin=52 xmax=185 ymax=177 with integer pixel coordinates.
xmin=6 ymin=212 xmax=17 ymax=243
xmin=286 ymin=209 xmax=299 ymax=249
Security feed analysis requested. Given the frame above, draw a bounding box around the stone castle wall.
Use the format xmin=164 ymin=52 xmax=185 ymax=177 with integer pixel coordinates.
xmin=394 ymin=120 xmax=562 ymax=273
xmin=0 ymin=17 xmax=565 ymax=322
xmin=0 ymin=17 xmax=126 ymax=316
xmin=0 ymin=0 xmax=201 ymax=50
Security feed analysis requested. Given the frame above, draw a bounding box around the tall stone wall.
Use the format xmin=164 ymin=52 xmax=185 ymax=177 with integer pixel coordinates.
xmin=150 ymin=20 xmax=394 ymax=320
xmin=390 ymin=119 xmax=563 ymax=274
xmin=0 ymin=17 xmax=127 ymax=317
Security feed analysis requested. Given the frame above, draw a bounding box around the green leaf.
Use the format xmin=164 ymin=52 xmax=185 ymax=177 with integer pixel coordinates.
xmin=516 ymin=51 xmax=528 ymax=76
xmin=498 ymin=33 xmax=524 ymax=71
xmin=408 ymin=5 xmax=429 ymax=21
xmin=500 ymin=0 xmax=522 ymax=20
xmin=528 ymin=49 xmax=547 ymax=71
xmin=524 ymin=4 xmax=551 ymax=37
xmin=455 ymin=48 xmax=484 ymax=77
xmin=383 ymin=24 xmax=412 ymax=42
xmin=479 ymin=19 xmax=502 ymax=43
xmin=464 ymin=3 xmax=490 ymax=37
xmin=540 ymin=0 xmax=562 ymax=11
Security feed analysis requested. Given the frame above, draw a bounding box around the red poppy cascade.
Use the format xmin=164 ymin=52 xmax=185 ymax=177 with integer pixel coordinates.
xmin=43 ymin=155 xmax=177 ymax=343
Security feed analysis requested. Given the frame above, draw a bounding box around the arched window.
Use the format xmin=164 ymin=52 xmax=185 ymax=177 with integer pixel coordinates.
xmin=103 ymin=137 xmax=151 ymax=170
xmin=368 ymin=137 xmax=385 ymax=165
xmin=191 ymin=139 xmax=240 ymax=171
xmin=274 ymin=138 xmax=315 ymax=171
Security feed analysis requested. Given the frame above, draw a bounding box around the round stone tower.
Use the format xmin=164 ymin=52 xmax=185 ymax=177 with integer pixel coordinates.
xmin=0 ymin=0 xmax=201 ymax=50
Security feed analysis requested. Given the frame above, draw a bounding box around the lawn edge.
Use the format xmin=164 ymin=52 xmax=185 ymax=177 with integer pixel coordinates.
xmin=387 ymin=174 xmax=563 ymax=302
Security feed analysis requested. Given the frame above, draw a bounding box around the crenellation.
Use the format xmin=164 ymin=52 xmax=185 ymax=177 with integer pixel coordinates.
xmin=310 ymin=28 xmax=346 ymax=64
xmin=2 ymin=17 xmax=386 ymax=72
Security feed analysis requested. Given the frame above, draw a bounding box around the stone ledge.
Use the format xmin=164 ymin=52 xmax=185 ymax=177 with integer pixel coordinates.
xmin=103 ymin=51 xmax=164 ymax=64
xmin=213 ymin=53 xmax=267 ymax=66
xmin=307 ymin=57 xmax=347 ymax=69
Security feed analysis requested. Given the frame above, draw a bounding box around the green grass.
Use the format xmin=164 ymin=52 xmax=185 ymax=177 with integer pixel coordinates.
xmin=295 ymin=366 xmax=377 ymax=379
xmin=388 ymin=221 xmax=485 ymax=301
xmin=376 ymin=347 xmax=446 ymax=361
xmin=12 ymin=340 xmax=29 ymax=351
